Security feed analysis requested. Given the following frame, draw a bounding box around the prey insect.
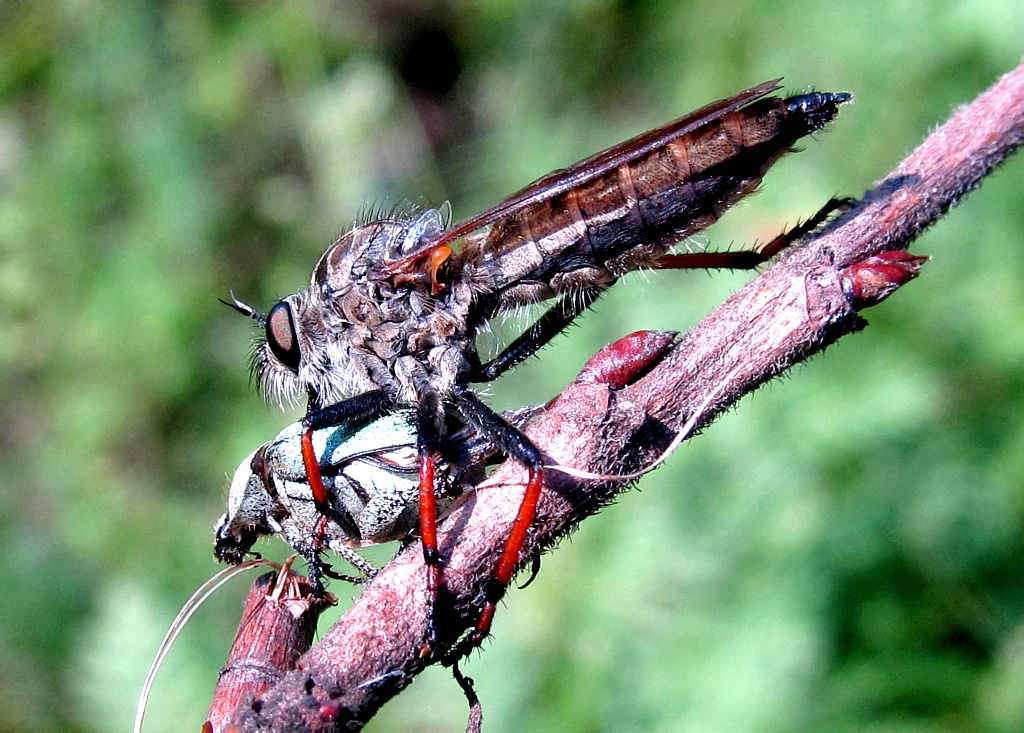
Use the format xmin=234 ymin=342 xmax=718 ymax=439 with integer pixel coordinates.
xmin=214 ymin=411 xmax=431 ymax=581
xmin=227 ymin=80 xmax=850 ymax=651
xmin=214 ymin=408 xmax=523 ymax=582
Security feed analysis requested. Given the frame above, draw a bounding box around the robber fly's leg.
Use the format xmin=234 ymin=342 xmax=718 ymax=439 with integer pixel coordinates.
xmin=415 ymin=390 xmax=446 ymax=651
xmin=469 ymin=287 xmax=604 ymax=383
xmin=757 ymin=196 xmax=855 ymax=258
xmin=300 ymin=390 xmax=393 ymax=514
xmin=295 ymin=390 xmax=391 ymax=594
xmin=453 ymin=386 xmax=545 ymax=647
xmin=518 ymin=550 xmax=543 ymax=590
xmin=299 ymin=544 xmax=328 ymax=595
xmin=653 ymin=196 xmax=855 ymax=270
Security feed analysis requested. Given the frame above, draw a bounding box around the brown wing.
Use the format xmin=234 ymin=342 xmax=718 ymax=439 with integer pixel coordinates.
xmin=427 ymin=79 xmax=782 ymax=250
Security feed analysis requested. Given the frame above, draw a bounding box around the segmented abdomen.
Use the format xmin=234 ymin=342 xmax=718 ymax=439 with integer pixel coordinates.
xmin=463 ymin=92 xmax=846 ymax=306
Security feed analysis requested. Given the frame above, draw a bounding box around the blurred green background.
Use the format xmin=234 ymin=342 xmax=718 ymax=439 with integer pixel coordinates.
xmin=2 ymin=1 xmax=1023 ymax=731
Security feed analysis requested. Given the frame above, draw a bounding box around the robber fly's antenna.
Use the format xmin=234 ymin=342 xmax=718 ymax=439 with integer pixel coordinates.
xmin=220 ymin=291 xmax=267 ymax=327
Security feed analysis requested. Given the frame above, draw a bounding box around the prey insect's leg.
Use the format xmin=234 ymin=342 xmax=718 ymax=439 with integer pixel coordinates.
xmin=653 ymin=196 xmax=855 ymax=270
xmin=300 ymin=390 xmax=392 ymax=512
xmin=453 ymin=386 xmax=545 ymax=646
xmin=518 ymin=551 xmax=543 ymax=590
xmin=469 ymin=287 xmax=603 ymax=383
xmin=415 ymin=390 xmax=445 ymax=652
xmin=328 ymin=546 xmax=380 ymax=582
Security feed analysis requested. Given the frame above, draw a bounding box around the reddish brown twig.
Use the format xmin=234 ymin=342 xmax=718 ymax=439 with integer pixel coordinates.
xmin=219 ymin=60 xmax=1024 ymax=730
xmin=205 ymin=563 xmax=332 ymax=731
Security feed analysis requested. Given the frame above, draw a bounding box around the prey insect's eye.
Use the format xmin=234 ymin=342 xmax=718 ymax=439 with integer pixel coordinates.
xmin=266 ymin=301 xmax=301 ymax=371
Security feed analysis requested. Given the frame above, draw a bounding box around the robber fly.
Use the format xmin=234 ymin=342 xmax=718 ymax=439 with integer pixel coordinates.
xmin=227 ymin=80 xmax=850 ymax=650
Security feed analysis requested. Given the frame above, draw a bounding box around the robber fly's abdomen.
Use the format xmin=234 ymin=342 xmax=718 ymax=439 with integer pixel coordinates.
xmin=466 ymin=92 xmax=848 ymax=306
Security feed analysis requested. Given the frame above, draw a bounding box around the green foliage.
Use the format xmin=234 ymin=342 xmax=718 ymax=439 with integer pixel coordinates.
xmin=1 ymin=1 xmax=1023 ymax=730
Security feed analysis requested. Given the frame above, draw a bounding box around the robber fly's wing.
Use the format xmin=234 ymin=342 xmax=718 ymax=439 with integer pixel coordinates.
xmin=424 ymin=79 xmax=782 ymax=250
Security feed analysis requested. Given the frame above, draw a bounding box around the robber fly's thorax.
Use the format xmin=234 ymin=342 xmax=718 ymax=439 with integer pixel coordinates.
xmin=290 ymin=214 xmax=477 ymax=406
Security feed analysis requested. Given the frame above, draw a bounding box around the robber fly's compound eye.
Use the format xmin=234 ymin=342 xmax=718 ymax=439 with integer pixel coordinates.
xmin=266 ymin=301 xmax=301 ymax=371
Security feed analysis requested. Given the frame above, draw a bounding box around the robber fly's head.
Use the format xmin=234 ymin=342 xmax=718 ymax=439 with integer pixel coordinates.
xmin=227 ymin=207 xmax=451 ymax=407
xmin=224 ymin=231 xmax=380 ymax=407
xmin=223 ymin=290 xmax=316 ymax=406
